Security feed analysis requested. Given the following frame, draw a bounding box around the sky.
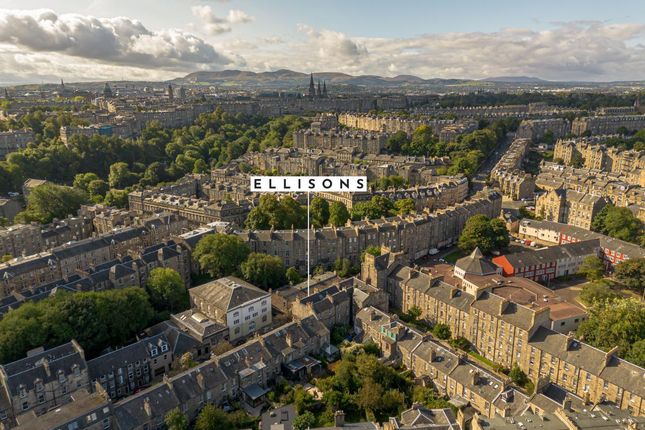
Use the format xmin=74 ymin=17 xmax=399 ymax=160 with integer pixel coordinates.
xmin=1 ymin=0 xmax=645 ymax=84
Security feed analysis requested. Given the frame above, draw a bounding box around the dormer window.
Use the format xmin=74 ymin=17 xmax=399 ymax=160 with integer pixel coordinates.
xmin=58 ymin=371 xmax=66 ymax=384
xmin=73 ymin=364 xmax=80 ymax=376
xmin=19 ymin=386 xmax=27 ymax=398
xmin=150 ymin=347 xmax=158 ymax=357
xmin=35 ymin=380 xmax=44 ymax=392
xmin=160 ymin=343 xmax=168 ymax=353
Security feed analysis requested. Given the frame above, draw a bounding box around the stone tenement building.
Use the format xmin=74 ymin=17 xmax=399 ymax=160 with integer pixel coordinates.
xmin=536 ymin=162 xmax=644 ymax=220
xmin=571 ymin=114 xmax=645 ymax=136
xmin=357 ymin=306 xmax=645 ymax=422
xmin=359 ymin=249 xmax=645 ymax=417
xmin=0 ymin=130 xmax=34 ymax=160
xmin=536 ymin=188 xmax=609 ymax=230
xmin=553 ymin=137 xmax=645 ymax=174
xmin=0 ymin=239 xmax=190 ymax=318
xmin=317 ymin=176 xmax=469 ymax=211
xmin=0 ymin=222 xmax=190 ymax=296
xmin=516 ymin=118 xmax=571 ymax=142
xmin=293 ymin=128 xmax=387 ymax=155
xmin=237 ymin=147 xmax=448 ymax=186
xmin=128 ymin=191 xmax=252 ymax=227
xmin=339 ymin=112 xmax=452 ymax=135
xmin=490 ymin=138 xmax=536 ymax=200
xmin=236 ymin=190 xmax=501 ymax=273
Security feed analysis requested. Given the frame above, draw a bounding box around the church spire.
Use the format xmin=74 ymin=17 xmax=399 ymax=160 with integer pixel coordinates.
xmin=317 ymin=80 xmax=322 ymax=97
xmin=308 ymin=73 xmax=315 ymax=98
xmin=322 ymin=80 xmax=327 ymax=97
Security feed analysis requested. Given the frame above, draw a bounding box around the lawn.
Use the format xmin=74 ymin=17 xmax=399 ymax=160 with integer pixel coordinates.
xmin=444 ymin=249 xmax=467 ymax=264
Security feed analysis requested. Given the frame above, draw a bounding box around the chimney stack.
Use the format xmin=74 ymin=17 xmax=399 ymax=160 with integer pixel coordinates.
xmin=471 ymin=370 xmax=480 ymax=386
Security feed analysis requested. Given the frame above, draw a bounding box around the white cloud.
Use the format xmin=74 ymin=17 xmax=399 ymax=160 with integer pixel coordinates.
xmin=227 ymin=10 xmax=253 ymax=24
xmin=0 ymin=8 xmax=230 ymax=70
xmin=239 ymin=22 xmax=645 ymax=81
xmin=191 ymin=5 xmax=254 ymax=35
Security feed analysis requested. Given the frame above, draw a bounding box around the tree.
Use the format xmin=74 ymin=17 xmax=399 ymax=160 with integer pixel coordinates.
xmin=432 ymin=323 xmax=451 ymax=340
xmin=193 ymin=234 xmax=250 ymax=278
xmin=0 ymin=287 xmax=155 ymax=362
xmin=614 ymin=258 xmax=645 ymax=293
xmin=293 ymin=385 xmax=316 ymax=414
xmin=73 ymin=172 xmax=100 ymax=192
xmin=1 ymin=254 xmax=12 ymax=263
xmin=194 ymin=405 xmax=231 ymax=430
xmin=357 ymin=378 xmax=384 ymax=412
xmin=351 ymin=195 xmax=394 ymax=220
xmin=361 ymin=246 xmax=382 ymax=261
xmin=108 ymin=162 xmax=139 ymax=189
xmin=334 ymin=258 xmax=357 ymax=278
xmin=412 ymin=386 xmax=452 ymax=409
xmin=240 ymin=253 xmax=286 ymax=290
xmin=385 ymin=130 xmax=409 ymax=153
xmin=180 ymin=352 xmax=197 ymax=370
xmin=286 ymin=267 xmax=303 ymax=285
xmin=103 ymin=189 xmax=129 ymax=208
xmin=578 ymin=255 xmax=605 ymax=281
xmin=576 ymin=298 xmax=645 ymax=364
xmin=579 ymin=281 xmax=621 ymax=305
xmin=403 ymin=125 xmax=435 ymax=156
xmin=329 ymin=201 xmax=350 ymax=227
xmin=145 ymin=268 xmax=189 ymax=313
xmin=458 ymin=214 xmax=509 ymax=254
xmin=394 ymin=198 xmax=415 ymax=215
xmin=603 ymin=206 xmax=642 ymax=242
xmin=165 ymin=408 xmax=188 ymax=430
xmin=310 ymin=197 xmax=330 ymax=227
xmin=16 ymin=183 xmax=89 ymax=224
xmin=292 ymin=411 xmax=316 ymax=430
xmin=509 ymin=364 xmax=529 ymax=387
xmin=592 ymin=205 xmax=642 ymax=244
xmin=87 ymin=179 xmax=109 ymax=202
xmin=625 ymin=339 xmax=645 ymax=367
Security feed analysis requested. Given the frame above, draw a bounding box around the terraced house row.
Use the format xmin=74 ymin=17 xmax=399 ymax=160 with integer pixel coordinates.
xmin=233 ymin=189 xmax=501 ymax=272
xmin=0 ymin=316 xmax=329 ymax=430
xmin=356 ymin=306 xmax=645 ymax=429
xmin=0 ymin=220 xmax=189 ymax=297
xmin=360 ymin=249 xmax=645 ymax=417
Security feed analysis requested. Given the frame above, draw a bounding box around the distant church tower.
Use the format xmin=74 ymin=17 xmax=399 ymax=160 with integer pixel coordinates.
xmin=309 ymin=73 xmax=316 ymax=98
xmin=103 ymin=82 xmax=113 ymax=98
xmin=179 ymin=86 xmax=187 ymax=99
xmin=317 ymin=80 xmax=322 ymax=97
xmin=322 ymin=81 xmax=328 ymax=97
xmin=166 ymin=84 xmax=174 ymax=100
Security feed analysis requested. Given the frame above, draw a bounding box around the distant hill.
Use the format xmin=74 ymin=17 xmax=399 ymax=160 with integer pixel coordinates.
xmin=173 ymin=69 xmax=467 ymax=89
xmin=482 ymin=76 xmax=549 ymax=83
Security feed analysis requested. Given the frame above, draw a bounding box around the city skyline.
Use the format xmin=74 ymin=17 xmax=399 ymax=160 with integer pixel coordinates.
xmin=1 ymin=0 xmax=645 ymax=84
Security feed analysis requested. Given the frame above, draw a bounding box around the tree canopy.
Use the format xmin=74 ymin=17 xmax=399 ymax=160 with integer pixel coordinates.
xmin=16 ymin=183 xmax=89 ymax=224
xmin=145 ymin=268 xmax=190 ymax=314
xmin=240 ymin=253 xmax=287 ymax=290
xmin=329 ymin=201 xmax=350 ymax=227
xmin=576 ymin=298 xmax=645 ymax=367
xmin=614 ymin=258 xmax=645 ymax=293
xmin=193 ymin=233 xmax=250 ymax=278
xmin=458 ymin=214 xmax=509 ymax=254
xmin=592 ymin=205 xmax=643 ymax=244
xmin=0 ymin=288 xmax=155 ymax=363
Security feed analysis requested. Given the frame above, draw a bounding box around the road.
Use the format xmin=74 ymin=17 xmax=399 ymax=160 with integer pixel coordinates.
xmin=470 ymin=132 xmax=515 ymax=195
